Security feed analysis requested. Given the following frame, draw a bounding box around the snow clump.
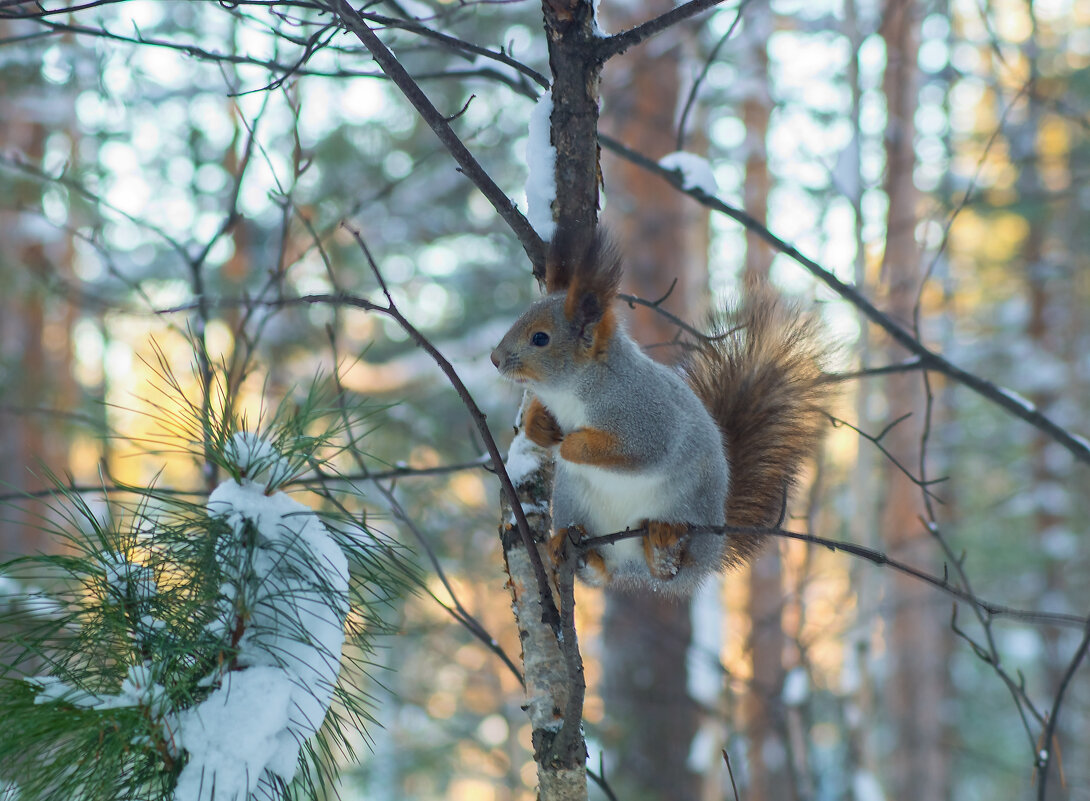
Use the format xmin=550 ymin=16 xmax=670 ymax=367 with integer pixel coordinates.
xmin=525 ymin=90 xmax=557 ymax=240
xmin=659 ymin=151 xmax=719 ymax=197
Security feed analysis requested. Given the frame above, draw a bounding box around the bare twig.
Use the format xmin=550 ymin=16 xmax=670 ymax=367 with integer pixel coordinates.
xmin=359 ymin=10 xmax=549 ymax=90
xmin=722 ymin=748 xmax=741 ymax=801
xmin=617 ymin=289 xmax=709 ymax=341
xmin=598 ymin=0 xmax=726 ymax=60
xmin=676 ymin=0 xmax=750 ymax=151
xmin=577 ymin=523 xmax=1090 ymax=631
xmin=1036 ymin=617 xmax=1090 ymax=800
xmin=0 ymin=0 xmax=128 ymax=18
xmin=0 ymin=459 xmax=494 ymax=504
xmin=828 ymin=414 xmax=947 ymax=502
xmin=587 ymin=754 xmax=620 ymax=801
xmin=832 ymin=357 xmax=926 ymax=380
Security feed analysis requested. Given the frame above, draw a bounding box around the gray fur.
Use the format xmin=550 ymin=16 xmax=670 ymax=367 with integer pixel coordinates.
xmin=493 ymin=293 xmax=729 ymax=596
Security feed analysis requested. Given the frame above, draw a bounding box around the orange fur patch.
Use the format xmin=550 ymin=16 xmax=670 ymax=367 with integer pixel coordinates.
xmin=547 ymin=526 xmax=610 ymax=585
xmin=581 ymin=549 xmax=610 ymax=584
xmin=524 ymin=397 xmax=563 ymax=447
xmin=547 ymin=527 xmax=571 ymax=569
xmin=589 ymin=306 xmax=615 ymax=359
xmin=559 ymin=427 xmax=634 ymax=468
xmin=642 ymin=520 xmax=689 ymax=581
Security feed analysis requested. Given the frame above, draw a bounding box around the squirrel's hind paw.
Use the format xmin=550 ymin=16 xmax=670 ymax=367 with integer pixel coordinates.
xmin=643 ymin=520 xmax=689 ymax=581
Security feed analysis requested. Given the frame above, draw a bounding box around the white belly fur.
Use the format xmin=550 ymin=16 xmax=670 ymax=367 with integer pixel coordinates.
xmin=562 ymin=461 xmax=673 ymax=572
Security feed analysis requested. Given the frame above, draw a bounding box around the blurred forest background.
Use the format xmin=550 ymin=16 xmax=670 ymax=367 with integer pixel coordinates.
xmin=1 ymin=0 xmax=1089 ymax=799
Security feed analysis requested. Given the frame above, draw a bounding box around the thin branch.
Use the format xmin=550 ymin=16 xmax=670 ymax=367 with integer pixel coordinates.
xmin=359 ymin=10 xmax=550 ymax=90
xmin=337 ymin=456 xmax=525 ymax=687
xmin=577 ymin=524 xmax=1090 ymax=630
xmin=597 ymin=0 xmax=726 ymax=60
xmin=314 ymin=313 xmax=527 ymax=689
xmin=0 ymin=459 xmax=494 ymax=504
xmin=616 ymin=290 xmax=708 ymax=341
xmin=676 ymin=0 xmax=750 ymax=151
xmin=1036 ymin=617 xmax=1090 ymax=800
xmin=587 ymin=754 xmax=620 ymax=801
xmin=828 ymin=414 xmax=947 ymax=502
xmin=722 ymin=749 xmax=741 ymax=801
xmin=13 ymin=14 xmax=543 ymax=93
xmin=833 ymin=357 xmax=926 ymax=380
xmin=376 ymin=477 xmax=526 ymax=687
xmin=0 ymin=0 xmax=127 ymax=18
xmin=0 ymin=153 xmax=189 ymax=262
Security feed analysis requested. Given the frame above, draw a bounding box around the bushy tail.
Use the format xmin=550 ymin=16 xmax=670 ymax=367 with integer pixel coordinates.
xmin=685 ymin=288 xmax=833 ymax=566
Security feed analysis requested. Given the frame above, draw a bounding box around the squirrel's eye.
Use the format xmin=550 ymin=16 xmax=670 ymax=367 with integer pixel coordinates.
xmin=530 ymin=331 xmax=550 ymax=347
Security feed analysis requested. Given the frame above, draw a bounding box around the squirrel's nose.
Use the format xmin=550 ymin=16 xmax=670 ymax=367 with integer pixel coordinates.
xmin=490 ymin=349 xmax=500 ymax=368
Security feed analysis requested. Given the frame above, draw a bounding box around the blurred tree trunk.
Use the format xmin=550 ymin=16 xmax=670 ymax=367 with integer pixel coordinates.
xmin=737 ymin=6 xmax=797 ymax=801
xmin=598 ymin=2 xmax=709 ymax=798
xmin=842 ymin=0 xmax=885 ymax=790
xmin=878 ymin=1 xmax=951 ymax=799
xmin=0 ymin=24 xmax=78 ymax=557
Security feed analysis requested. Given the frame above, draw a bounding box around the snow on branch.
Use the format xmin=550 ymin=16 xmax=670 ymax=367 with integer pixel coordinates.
xmin=526 ymin=90 xmax=558 ymax=241
xmin=0 ymin=418 xmax=394 ymax=801
xmin=658 ymin=151 xmax=718 ymax=196
xmin=172 ymin=437 xmax=349 ymax=801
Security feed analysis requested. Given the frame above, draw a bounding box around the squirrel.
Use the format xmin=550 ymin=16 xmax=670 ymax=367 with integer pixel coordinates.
xmin=490 ymin=232 xmax=832 ymax=595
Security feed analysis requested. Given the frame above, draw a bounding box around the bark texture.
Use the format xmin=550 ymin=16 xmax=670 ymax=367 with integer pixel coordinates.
xmin=500 ymin=429 xmax=588 ymax=799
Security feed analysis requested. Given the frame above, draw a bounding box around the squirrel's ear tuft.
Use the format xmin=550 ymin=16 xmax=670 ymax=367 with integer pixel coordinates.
xmin=561 ymin=229 xmax=623 ymax=322
xmin=545 ymin=227 xmax=623 ymax=297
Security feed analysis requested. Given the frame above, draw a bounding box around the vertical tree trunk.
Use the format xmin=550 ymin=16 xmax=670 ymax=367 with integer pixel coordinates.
xmin=842 ymin=0 xmax=885 ymax=789
xmin=598 ymin=2 xmax=708 ymax=798
xmin=0 ymin=21 xmax=78 ymax=557
xmin=735 ymin=6 xmax=797 ymax=801
xmin=878 ymin=1 xmax=950 ymax=799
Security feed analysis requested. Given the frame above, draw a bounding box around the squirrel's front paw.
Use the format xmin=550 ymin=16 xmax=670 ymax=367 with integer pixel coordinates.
xmin=524 ymin=398 xmax=564 ymax=448
xmin=547 ymin=525 xmax=582 ymax=569
xmin=643 ymin=520 xmax=689 ymax=581
xmin=547 ymin=526 xmax=610 ymax=585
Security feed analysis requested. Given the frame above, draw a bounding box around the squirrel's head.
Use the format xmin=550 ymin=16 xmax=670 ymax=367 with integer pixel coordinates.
xmin=491 ymin=231 xmax=622 ymax=389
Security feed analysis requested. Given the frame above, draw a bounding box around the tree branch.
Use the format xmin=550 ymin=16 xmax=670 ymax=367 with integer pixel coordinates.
xmin=1036 ymin=617 xmax=1090 ymax=800
xmin=597 ymin=0 xmax=726 ymax=60
xmin=578 ymin=524 xmax=1090 ymax=630
xmin=337 ymin=230 xmax=560 ymax=631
